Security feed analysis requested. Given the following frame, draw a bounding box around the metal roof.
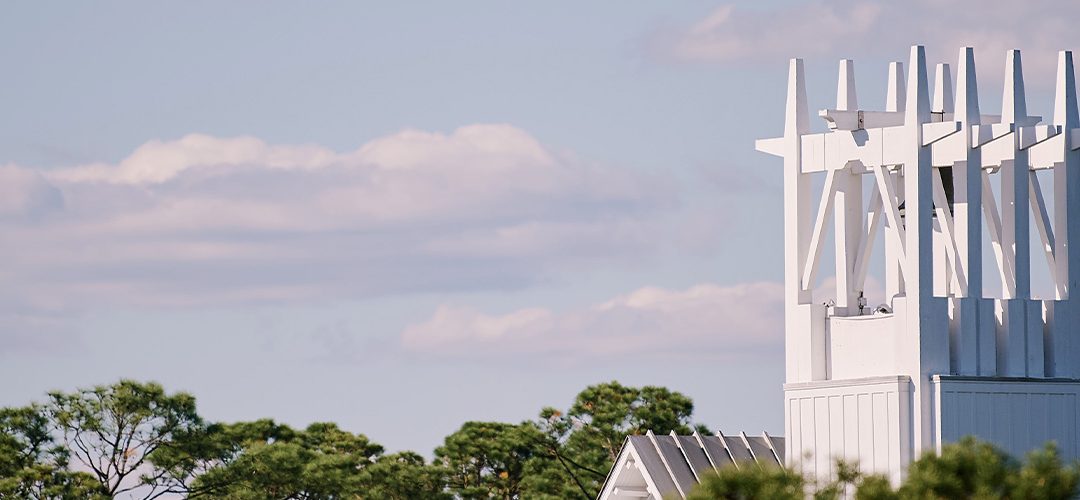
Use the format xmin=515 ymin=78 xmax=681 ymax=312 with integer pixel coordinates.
xmin=597 ymin=430 xmax=785 ymax=500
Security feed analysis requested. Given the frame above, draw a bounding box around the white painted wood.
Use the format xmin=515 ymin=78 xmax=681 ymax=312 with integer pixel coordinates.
xmin=982 ymin=173 xmax=1016 ymax=291
xmin=757 ymin=45 xmax=1080 ymax=484
xmin=1029 ymin=171 xmax=1059 ymax=294
xmin=832 ymin=61 xmax=864 ymax=312
xmin=1052 ymin=50 xmax=1080 ymax=378
xmin=598 ymin=442 xmax=664 ymax=500
xmin=932 ymin=169 xmax=965 ymax=292
xmin=1027 ymin=299 xmax=1045 ymax=376
xmin=784 ymin=376 xmax=913 ymax=480
xmin=829 ymin=313 xmax=901 ymax=378
xmin=782 ymin=58 xmax=812 ymax=306
xmin=933 ymin=376 xmax=1080 ymax=459
xmin=835 ymin=169 xmax=863 ymax=312
xmin=949 ymin=48 xmax=986 ymax=378
xmin=873 ymin=165 xmax=908 ymax=276
xmin=803 ymin=168 xmax=839 ymax=291
xmin=1000 ymin=50 xmax=1031 ymax=301
xmin=886 ymin=170 xmax=907 ymax=300
xmin=996 ymin=299 xmax=1028 ymax=376
xmin=837 ymin=59 xmax=858 ymax=112
xmin=933 ymin=63 xmax=954 ymax=115
xmin=886 ymin=62 xmax=905 ymax=113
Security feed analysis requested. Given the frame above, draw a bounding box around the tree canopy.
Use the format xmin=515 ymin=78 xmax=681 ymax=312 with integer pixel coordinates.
xmin=688 ymin=437 xmax=1080 ymax=500
xmin=2 ymin=379 xmax=1077 ymax=499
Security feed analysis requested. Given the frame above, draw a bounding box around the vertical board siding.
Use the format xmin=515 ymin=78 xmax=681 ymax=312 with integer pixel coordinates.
xmin=800 ymin=398 xmax=814 ymax=472
xmin=815 ymin=396 xmax=831 ymax=476
xmin=828 ymin=396 xmax=844 ymax=477
xmin=873 ymin=393 xmax=888 ymax=472
xmin=858 ymin=393 xmax=875 ymax=469
xmin=843 ymin=394 xmax=859 ymax=464
xmin=934 ymin=378 xmax=1080 ymax=461
xmin=785 ymin=377 xmax=913 ymax=479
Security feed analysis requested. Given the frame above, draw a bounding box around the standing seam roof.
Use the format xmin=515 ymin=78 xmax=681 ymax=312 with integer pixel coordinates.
xmin=600 ymin=431 xmax=785 ymax=500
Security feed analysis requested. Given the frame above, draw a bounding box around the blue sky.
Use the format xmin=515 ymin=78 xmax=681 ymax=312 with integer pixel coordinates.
xmin=1 ymin=1 xmax=1077 ymax=455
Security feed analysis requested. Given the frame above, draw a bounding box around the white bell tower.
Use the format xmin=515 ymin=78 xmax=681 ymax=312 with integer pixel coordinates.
xmin=757 ymin=45 xmax=1080 ymax=483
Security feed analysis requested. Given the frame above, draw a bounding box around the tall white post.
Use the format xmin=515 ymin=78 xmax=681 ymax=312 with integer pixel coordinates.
xmin=1053 ymin=51 xmax=1080 ymax=377
xmin=781 ymin=59 xmax=826 ymax=384
xmin=952 ymin=48 xmax=995 ymax=376
xmin=902 ymin=45 xmax=950 ymax=454
xmin=999 ymin=50 xmax=1037 ymax=376
xmin=886 ymin=62 xmax=907 ymax=301
xmin=835 ymin=59 xmax=863 ymax=314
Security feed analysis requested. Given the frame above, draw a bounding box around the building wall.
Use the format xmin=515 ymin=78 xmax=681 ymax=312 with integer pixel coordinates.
xmin=784 ymin=376 xmax=913 ymax=484
xmin=933 ymin=376 xmax=1080 ymax=459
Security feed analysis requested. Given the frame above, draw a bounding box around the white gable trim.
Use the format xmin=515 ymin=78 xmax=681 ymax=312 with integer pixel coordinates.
xmin=597 ymin=439 xmax=664 ymax=500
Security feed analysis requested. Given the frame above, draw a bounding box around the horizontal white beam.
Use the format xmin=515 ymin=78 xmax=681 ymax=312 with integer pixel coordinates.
xmin=761 ymin=124 xmax=1080 ymax=173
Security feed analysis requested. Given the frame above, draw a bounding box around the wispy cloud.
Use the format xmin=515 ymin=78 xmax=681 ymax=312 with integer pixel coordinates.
xmin=400 ymin=282 xmax=784 ymax=360
xmin=658 ymin=1 xmax=1078 ymax=80
xmin=664 ymin=2 xmax=883 ymax=64
xmin=0 ymin=125 xmax=692 ymax=323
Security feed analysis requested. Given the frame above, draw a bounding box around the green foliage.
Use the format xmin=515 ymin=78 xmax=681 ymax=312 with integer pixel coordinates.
xmin=147 ymin=418 xmax=296 ymax=496
xmin=190 ymin=421 xmax=384 ymax=499
xmin=1012 ymin=442 xmax=1080 ymax=499
xmin=892 ymin=437 xmax=1080 ymax=500
xmin=565 ymin=381 xmax=698 ymax=462
xmin=47 ymin=380 xmax=202 ymax=498
xmin=687 ymin=464 xmax=806 ymax=500
xmin=688 ymin=437 xmax=1080 ymax=500
xmin=435 ymin=421 xmax=542 ymax=499
xmin=851 ymin=474 xmax=898 ymax=500
xmin=0 ymin=405 xmax=105 ymax=499
xmin=15 ymin=379 xmax=1080 ymax=500
xmin=897 ymin=436 xmax=1014 ymax=499
xmin=358 ymin=451 xmax=452 ymax=500
xmin=527 ymin=381 xmax=702 ymax=499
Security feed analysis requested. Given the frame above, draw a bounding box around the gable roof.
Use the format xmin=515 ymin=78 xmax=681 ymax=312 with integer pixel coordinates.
xmin=597 ymin=430 xmax=785 ymax=500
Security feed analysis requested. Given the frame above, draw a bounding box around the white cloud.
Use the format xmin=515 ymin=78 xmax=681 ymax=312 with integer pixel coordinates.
xmin=668 ymin=2 xmax=883 ymax=63
xmin=400 ymin=282 xmax=784 ymax=359
xmin=0 ymin=165 xmax=64 ymax=219
xmin=50 ymin=134 xmax=339 ymax=185
xmin=662 ymin=1 xmax=1079 ymax=82
xmin=0 ymin=124 xmax=683 ymax=312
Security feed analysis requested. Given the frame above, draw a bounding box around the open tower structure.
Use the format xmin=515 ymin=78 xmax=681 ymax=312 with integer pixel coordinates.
xmin=756 ymin=45 xmax=1080 ymax=482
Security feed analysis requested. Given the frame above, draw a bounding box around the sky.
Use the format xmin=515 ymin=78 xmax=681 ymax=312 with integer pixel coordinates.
xmin=2 ymin=0 xmax=1079 ymax=456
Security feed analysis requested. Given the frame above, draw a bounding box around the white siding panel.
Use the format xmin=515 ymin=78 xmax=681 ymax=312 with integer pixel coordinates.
xmin=873 ymin=392 xmax=887 ymax=473
xmin=815 ymin=396 xmax=830 ymax=476
xmin=858 ymin=393 xmax=874 ymax=468
xmin=1031 ymin=393 xmax=1049 ymax=449
xmin=787 ymin=398 xmax=797 ymax=465
xmin=933 ymin=377 xmax=1080 ymax=461
xmin=843 ymin=394 xmax=859 ymax=464
xmin=975 ymin=393 xmax=993 ymax=438
xmin=887 ymin=391 xmax=901 ymax=483
xmin=800 ymin=397 xmax=815 ymax=475
xmin=955 ymin=391 xmax=970 ymax=441
xmin=785 ymin=376 xmax=913 ymax=481
xmin=941 ymin=391 xmax=957 ymax=450
xmin=829 ymin=395 xmax=845 ymax=474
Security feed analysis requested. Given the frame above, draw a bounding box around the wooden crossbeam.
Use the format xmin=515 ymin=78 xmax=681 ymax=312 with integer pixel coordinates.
xmin=872 ymin=165 xmax=909 ymax=278
xmin=931 ymin=168 xmax=966 ymax=293
xmin=1029 ymin=171 xmax=1060 ymax=295
xmin=982 ymin=173 xmax=1016 ymax=291
xmin=801 ymin=169 xmax=840 ymax=290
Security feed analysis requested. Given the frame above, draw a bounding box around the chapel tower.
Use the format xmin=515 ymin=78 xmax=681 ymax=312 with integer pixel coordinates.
xmin=757 ymin=45 xmax=1080 ymax=482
